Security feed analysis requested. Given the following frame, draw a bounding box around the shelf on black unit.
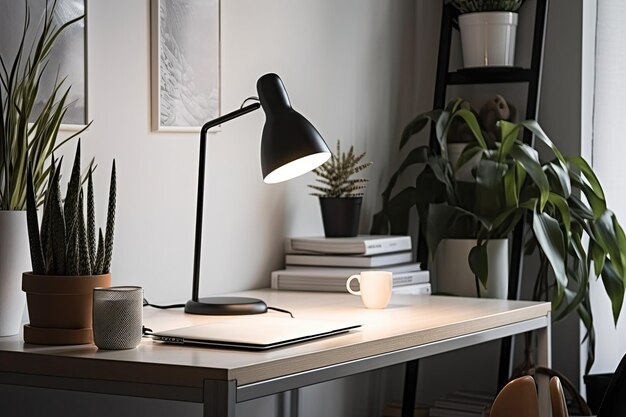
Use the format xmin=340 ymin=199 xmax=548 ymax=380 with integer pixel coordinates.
xmin=446 ymin=67 xmax=532 ymax=85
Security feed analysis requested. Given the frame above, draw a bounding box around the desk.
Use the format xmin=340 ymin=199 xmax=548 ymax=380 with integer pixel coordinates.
xmin=0 ymin=289 xmax=551 ymax=417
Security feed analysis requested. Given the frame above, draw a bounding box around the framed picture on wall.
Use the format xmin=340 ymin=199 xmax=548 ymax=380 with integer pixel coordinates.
xmin=0 ymin=0 xmax=89 ymax=130
xmin=150 ymin=0 xmax=220 ymax=132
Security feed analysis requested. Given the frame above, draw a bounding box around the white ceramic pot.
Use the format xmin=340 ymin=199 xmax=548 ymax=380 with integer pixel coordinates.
xmin=434 ymin=238 xmax=508 ymax=299
xmin=458 ymin=12 xmax=518 ymax=68
xmin=0 ymin=211 xmax=29 ymax=336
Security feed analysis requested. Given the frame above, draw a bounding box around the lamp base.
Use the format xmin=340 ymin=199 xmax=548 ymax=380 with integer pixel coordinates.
xmin=184 ymin=297 xmax=268 ymax=315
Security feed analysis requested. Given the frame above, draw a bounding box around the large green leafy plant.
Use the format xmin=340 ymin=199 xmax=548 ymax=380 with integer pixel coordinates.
xmin=0 ymin=0 xmax=87 ymax=210
xmin=26 ymin=141 xmax=116 ymax=276
xmin=372 ymin=99 xmax=626 ymax=371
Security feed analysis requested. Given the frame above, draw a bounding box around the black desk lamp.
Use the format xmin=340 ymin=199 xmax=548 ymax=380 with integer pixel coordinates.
xmin=185 ymin=73 xmax=331 ymax=315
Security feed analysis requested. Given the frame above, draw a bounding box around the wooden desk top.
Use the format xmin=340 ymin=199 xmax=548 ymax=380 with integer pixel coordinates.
xmin=0 ymin=290 xmax=550 ymax=389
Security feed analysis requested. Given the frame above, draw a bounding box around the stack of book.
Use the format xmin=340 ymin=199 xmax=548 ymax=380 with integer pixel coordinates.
xmin=429 ymin=391 xmax=493 ymax=417
xmin=271 ymin=235 xmax=430 ymax=294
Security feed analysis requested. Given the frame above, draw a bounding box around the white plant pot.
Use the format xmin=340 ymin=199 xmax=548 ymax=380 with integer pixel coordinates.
xmin=458 ymin=12 xmax=518 ymax=68
xmin=0 ymin=211 xmax=29 ymax=336
xmin=434 ymin=238 xmax=508 ymax=299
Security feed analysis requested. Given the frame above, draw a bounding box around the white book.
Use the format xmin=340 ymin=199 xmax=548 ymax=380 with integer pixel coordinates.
xmin=285 ymin=262 xmax=422 ymax=273
xmin=285 ymin=251 xmax=413 ymax=268
xmin=271 ymin=268 xmax=430 ymax=293
xmin=391 ymin=283 xmax=431 ymax=295
xmin=286 ymin=235 xmax=412 ymax=256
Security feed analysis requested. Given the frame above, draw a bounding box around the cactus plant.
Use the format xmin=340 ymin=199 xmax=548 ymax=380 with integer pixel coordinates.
xmin=26 ymin=141 xmax=116 ymax=276
xmin=309 ymin=140 xmax=372 ymax=198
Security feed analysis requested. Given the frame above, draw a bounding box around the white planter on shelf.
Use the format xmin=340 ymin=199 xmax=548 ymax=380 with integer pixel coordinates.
xmin=458 ymin=12 xmax=518 ymax=68
xmin=434 ymin=238 xmax=508 ymax=299
xmin=0 ymin=211 xmax=29 ymax=336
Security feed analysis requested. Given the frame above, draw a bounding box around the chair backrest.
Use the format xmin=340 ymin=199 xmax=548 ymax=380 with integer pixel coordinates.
xmin=490 ymin=375 xmax=539 ymax=417
xmin=550 ymin=376 xmax=569 ymax=417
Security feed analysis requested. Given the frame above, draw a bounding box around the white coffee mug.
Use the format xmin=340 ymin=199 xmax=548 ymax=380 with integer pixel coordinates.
xmin=346 ymin=271 xmax=392 ymax=309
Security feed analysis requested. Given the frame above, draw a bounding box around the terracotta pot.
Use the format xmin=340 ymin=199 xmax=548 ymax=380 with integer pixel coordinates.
xmin=22 ymin=272 xmax=111 ymax=345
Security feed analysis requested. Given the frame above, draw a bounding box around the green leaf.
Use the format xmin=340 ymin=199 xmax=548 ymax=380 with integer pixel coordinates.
xmin=589 ymin=240 xmax=606 ymax=277
xmin=26 ymin=164 xmax=44 ymax=274
xmin=469 ymin=242 xmax=488 ymax=289
xmin=399 ymin=110 xmax=441 ymax=149
xmin=546 ymin=193 xmax=571 ymax=237
xmin=593 ymin=211 xmax=625 ymax=277
xmin=545 ymin=162 xmax=571 ymax=198
xmin=533 ymin=211 xmax=567 ymax=292
xmin=503 ymin=167 xmax=518 ymax=208
xmin=455 ymin=143 xmax=483 ymax=171
xmin=510 ymin=143 xmax=549 ymax=209
xmin=496 ymin=120 xmax=521 ymax=161
xmin=520 ymin=120 xmax=566 ymax=163
xmin=554 ymin=233 xmax=589 ymax=321
xmin=446 ymin=109 xmax=487 ymax=149
xmin=103 ymin=160 xmax=117 ymax=274
xmin=601 ymin=260 xmax=625 ymax=325
xmin=567 ymin=156 xmax=605 ymax=201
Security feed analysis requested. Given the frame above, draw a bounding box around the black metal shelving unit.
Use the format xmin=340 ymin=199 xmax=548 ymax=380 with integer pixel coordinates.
xmin=402 ymin=2 xmax=550 ymax=416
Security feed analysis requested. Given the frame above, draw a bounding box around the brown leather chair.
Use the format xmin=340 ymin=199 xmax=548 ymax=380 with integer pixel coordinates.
xmin=490 ymin=375 xmax=540 ymax=417
xmin=550 ymin=376 xmax=569 ymax=417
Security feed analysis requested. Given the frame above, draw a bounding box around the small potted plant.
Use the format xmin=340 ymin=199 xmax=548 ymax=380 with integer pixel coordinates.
xmin=23 ymin=141 xmax=116 ymax=345
xmin=309 ymin=140 xmax=372 ymax=237
xmin=448 ymin=0 xmax=524 ymax=68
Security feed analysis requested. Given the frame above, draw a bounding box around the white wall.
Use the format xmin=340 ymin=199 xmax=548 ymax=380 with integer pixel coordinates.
xmin=588 ymin=0 xmax=626 ymax=375
xmin=82 ymin=0 xmax=418 ymax=305
xmin=2 ymin=1 xmax=420 ymax=416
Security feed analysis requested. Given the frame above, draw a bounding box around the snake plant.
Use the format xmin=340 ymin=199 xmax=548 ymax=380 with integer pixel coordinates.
xmin=26 ymin=141 xmax=116 ymax=276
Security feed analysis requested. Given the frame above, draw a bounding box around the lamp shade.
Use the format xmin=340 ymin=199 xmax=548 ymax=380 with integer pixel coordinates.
xmin=257 ymin=73 xmax=331 ymax=183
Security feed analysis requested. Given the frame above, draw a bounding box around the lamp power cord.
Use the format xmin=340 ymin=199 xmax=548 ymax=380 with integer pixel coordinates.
xmin=142 ymin=298 xmax=294 ymax=318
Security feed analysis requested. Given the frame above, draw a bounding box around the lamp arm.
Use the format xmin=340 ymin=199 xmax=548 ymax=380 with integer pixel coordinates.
xmin=192 ymin=102 xmax=261 ymax=302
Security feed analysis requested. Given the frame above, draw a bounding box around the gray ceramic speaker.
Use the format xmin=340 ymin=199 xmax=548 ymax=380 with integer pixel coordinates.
xmin=93 ymin=286 xmax=143 ymax=350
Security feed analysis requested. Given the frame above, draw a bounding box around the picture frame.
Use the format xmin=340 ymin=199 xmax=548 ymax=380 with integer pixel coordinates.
xmin=0 ymin=0 xmax=89 ymax=131
xmin=150 ymin=0 xmax=221 ymax=132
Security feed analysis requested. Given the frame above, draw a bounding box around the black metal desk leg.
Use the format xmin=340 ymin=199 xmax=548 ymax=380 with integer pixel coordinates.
xmin=204 ymin=380 xmax=236 ymax=417
xmin=401 ymin=359 xmax=419 ymax=417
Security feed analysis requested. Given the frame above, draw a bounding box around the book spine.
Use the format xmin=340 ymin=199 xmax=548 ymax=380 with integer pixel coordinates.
xmin=285 ymin=252 xmax=412 ymax=268
xmin=362 ymin=237 xmax=411 ymax=255
xmin=288 ymin=236 xmax=412 ymax=255
xmin=271 ymin=270 xmax=430 ymax=293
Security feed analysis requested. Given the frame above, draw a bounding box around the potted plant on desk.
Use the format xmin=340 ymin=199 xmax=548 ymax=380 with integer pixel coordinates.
xmin=0 ymin=1 xmax=88 ymax=336
xmin=448 ymin=0 xmax=524 ymax=68
xmin=372 ymin=98 xmax=626 ymax=381
xmin=22 ymin=141 xmax=116 ymax=345
xmin=309 ymin=140 xmax=373 ymax=237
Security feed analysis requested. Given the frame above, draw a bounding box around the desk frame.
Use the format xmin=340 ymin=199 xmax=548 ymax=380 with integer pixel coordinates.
xmin=0 ymin=292 xmax=552 ymax=417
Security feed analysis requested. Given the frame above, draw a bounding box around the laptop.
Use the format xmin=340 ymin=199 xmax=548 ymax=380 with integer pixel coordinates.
xmin=151 ymin=316 xmax=361 ymax=350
